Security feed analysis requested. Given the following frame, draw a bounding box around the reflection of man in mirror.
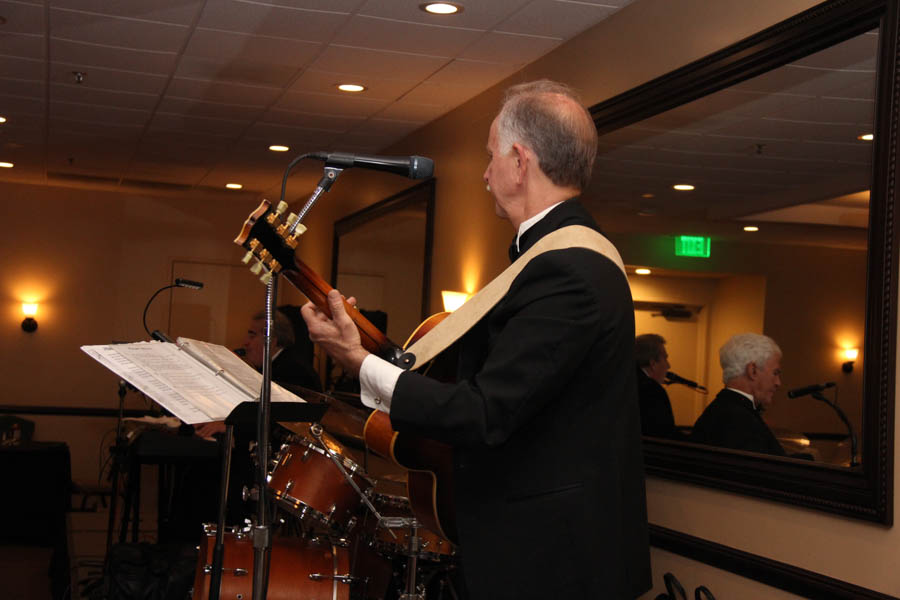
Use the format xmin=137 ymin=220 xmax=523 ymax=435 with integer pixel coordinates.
xmin=689 ymin=333 xmax=786 ymax=456
xmin=635 ymin=333 xmax=682 ymax=439
xmin=301 ymin=80 xmax=651 ymax=599
xmin=240 ymin=308 xmax=321 ymax=392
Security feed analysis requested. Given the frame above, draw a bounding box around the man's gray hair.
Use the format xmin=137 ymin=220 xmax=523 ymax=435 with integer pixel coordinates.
xmin=496 ymin=79 xmax=598 ymax=191
xmin=252 ymin=309 xmax=295 ymax=348
xmin=635 ymin=334 xmax=666 ymax=367
xmin=720 ymin=333 xmax=781 ymax=384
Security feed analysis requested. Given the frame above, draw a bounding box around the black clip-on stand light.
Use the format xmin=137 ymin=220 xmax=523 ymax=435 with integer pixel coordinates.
xmin=810 ymin=390 xmax=859 ymax=467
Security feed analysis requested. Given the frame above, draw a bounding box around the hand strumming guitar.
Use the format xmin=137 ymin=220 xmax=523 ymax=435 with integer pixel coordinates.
xmin=301 ymin=289 xmax=369 ymax=377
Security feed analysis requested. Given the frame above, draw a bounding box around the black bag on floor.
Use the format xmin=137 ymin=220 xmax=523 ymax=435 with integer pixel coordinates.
xmin=103 ymin=543 xmax=197 ymax=600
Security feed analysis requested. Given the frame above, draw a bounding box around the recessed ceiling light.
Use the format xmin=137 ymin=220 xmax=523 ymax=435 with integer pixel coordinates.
xmin=635 ymin=268 xmax=651 ymax=275
xmin=0 ymin=161 xmax=13 ymax=168
xmin=420 ymin=2 xmax=463 ymax=15
xmin=858 ymin=133 xmax=874 ymax=141
xmin=268 ymin=145 xmax=289 ymax=152
xmin=743 ymin=225 xmax=759 ymax=232
xmin=0 ymin=116 xmax=6 ymax=124
xmin=641 ymin=193 xmax=655 ymax=198
xmin=225 ymin=183 xmax=242 ymax=189
xmin=673 ymin=184 xmax=695 ymax=191
xmin=337 ymin=84 xmax=366 ymax=93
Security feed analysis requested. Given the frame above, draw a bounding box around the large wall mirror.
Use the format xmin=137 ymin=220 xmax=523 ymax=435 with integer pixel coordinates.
xmin=588 ymin=0 xmax=897 ymax=523
xmin=327 ymin=179 xmax=435 ymax=388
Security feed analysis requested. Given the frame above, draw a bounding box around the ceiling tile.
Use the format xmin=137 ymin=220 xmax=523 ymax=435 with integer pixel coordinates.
xmin=166 ymin=78 xmax=282 ymax=106
xmin=0 ymin=80 xmax=45 ymax=102
xmin=148 ymin=111 xmax=250 ymax=137
xmin=377 ymin=100 xmax=447 ymax=122
xmin=197 ymin=0 xmax=348 ymax=42
xmin=0 ymin=56 xmax=45 ymax=82
xmin=0 ymin=1 xmax=46 ymax=35
xmin=495 ymin=0 xmax=616 ymax=38
xmin=50 ymin=83 xmax=158 ymax=110
xmin=333 ymin=15 xmax=483 ymax=56
xmin=51 ymin=100 xmax=151 ymax=126
xmin=175 ymin=56 xmax=298 ymax=88
xmin=261 ymin=108 xmax=364 ymax=133
xmin=399 ymin=80 xmax=484 ymax=109
xmin=50 ymin=8 xmax=191 ymax=52
xmin=0 ymin=32 xmax=45 ymax=60
xmin=353 ymin=117 xmax=422 ymax=138
xmin=125 ymin=161 xmax=208 ymax=185
xmin=50 ymin=117 xmax=143 ymax=140
xmin=49 ymin=0 xmax=206 ymax=26
xmin=425 ymin=58 xmax=520 ymax=87
xmin=184 ymin=28 xmax=321 ymax=66
xmin=51 ymin=62 xmax=168 ymax=94
xmin=157 ymin=96 xmax=267 ymax=122
xmin=276 ymin=90 xmax=391 ymax=118
xmin=241 ymin=121 xmax=338 ymax=147
xmin=50 ymin=38 xmax=179 ymax=74
xmin=289 ymin=69 xmax=418 ymax=101
xmin=357 ymin=0 xmax=532 ymax=29
xmin=311 ymin=45 xmax=448 ymax=81
xmin=459 ymin=31 xmax=560 ymax=64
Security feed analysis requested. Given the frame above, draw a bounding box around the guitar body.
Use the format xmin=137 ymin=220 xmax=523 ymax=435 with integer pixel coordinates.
xmin=236 ymin=200 xmax=458 ymax=543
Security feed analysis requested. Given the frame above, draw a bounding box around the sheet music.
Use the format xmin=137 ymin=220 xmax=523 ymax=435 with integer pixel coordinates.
xmin=81 ymin=339 xmax=306 ymax=424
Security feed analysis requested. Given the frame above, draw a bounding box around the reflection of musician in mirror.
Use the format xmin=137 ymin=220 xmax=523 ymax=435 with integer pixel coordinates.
xmin=635 ymin=334 xmax=684 ymax=440
xmin=689 ymin=333 xmax=787 ymax=456
xmin=302 ymin=80 xmax=651 ymax=600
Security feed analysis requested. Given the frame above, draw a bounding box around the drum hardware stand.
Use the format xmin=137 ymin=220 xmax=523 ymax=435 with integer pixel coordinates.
xmin=308 ymin=423 xmax=397 ymax=541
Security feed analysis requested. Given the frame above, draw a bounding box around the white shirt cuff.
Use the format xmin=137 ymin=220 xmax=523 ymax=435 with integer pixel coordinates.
xmin=359 ymin=354 xmax=404 ymax=413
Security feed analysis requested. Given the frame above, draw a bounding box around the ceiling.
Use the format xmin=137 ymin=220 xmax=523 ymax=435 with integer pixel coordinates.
xmin=586 ymin=28 xmax=877 ymax=243
xmin=0 ymin=0 xmax=633 ymax=196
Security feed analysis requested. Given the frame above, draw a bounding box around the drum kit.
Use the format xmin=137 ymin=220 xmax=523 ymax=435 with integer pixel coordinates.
xmin=191 ymin=397 xmax=458 ymax=600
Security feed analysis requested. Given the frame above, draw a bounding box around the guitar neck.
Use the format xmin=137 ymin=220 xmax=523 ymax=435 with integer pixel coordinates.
xmin=283 ymin=256 xmax=402 ymax=361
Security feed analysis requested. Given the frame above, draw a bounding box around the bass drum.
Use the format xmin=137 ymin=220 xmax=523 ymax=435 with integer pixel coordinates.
xmin=193 ymin=525 xmax=351 ymax=600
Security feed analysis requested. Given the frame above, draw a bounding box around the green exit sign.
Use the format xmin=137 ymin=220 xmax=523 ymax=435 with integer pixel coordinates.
xmin=675 ymin=235 xmax=711 ymax=257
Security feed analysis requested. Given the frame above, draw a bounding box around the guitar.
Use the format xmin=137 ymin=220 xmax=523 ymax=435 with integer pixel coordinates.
xmin=235 ymin=199 xmax=458 ymax=543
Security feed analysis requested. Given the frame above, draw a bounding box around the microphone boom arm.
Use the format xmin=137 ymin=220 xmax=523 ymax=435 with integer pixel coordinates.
xmin=811 ymin=391 xmax=858 ymax=467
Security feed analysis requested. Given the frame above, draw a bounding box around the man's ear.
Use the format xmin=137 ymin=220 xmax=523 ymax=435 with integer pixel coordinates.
xmin=511 ymin=142 xmax=528 ymax=180
xmin=746 ymin=362 xmax=758 ymax=380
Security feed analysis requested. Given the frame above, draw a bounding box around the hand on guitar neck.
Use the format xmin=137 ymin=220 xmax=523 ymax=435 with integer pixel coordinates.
xmin=301 ymin=289 xmax=370 ymax=377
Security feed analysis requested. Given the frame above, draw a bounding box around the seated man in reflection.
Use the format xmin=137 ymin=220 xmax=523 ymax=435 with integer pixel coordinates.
xmin=689 ymin=333 xmax=786 ymax=456
xmin=635 ymin=334 xmax=682 ymax=439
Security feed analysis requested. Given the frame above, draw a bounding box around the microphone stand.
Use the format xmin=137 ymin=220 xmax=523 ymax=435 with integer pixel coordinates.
xmin=207 ymin=424 xmax=234 ymax=600
xmin=251 ymin=275 xmax=278 ymax=600
xmin=810 ymin=391 xmax=858 ymax=467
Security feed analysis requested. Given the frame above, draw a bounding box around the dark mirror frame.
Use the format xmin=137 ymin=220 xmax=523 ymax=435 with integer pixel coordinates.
xmin=330 ymin=178 xmax=436 ymax=324
xmin=590 ymin=0 xmax=896 ymax=524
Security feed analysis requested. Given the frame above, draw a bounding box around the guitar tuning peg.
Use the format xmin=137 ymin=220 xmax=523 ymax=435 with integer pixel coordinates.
xmin=260 ymin=272 xmax=273 ymax=285
xmin=250 ymin=260 xmax=264 ymax=275
xmin=241 ymin=251 xmax=253 ymax=265
xmin=291 ymin=223 xmax=308 ymax=237
xmin=286 ymin=213 xmax=298 ymax=226
xmin=275 ymin=201 xmax=288 ymax=216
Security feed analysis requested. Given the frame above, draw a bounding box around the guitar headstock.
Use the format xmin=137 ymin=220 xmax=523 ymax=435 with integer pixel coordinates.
xmin=234 ymin=199 xmax=308 ymax=284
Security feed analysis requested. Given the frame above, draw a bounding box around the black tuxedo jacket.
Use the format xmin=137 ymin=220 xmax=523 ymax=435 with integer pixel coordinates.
xmin=636 ymin=367 xmax=679 ymax=438
xmin=390 ymin=200 xmax=651 ymax=599
xmin=689 ymin=388 xmax=786 ymax=456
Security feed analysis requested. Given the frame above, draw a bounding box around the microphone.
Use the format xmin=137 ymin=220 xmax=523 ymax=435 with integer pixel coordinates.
xmin=310 ymin=152 xmax=434 ymax=179
xmin=175 ymin=278 xmax=204 ymax=290
xmin=665 ymin=371 xmax=707 ymax=392
xmin=787 ymin=382 xmax=836 ymax=398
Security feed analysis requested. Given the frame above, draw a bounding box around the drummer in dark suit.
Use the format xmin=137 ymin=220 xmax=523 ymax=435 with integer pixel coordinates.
xmin=635 ymin=333 xmax=682 ymax=439
xmin=690 ymin=333 xmax=786 ymax=456
xmin=302 ymin=80 xmax=651 ymax=599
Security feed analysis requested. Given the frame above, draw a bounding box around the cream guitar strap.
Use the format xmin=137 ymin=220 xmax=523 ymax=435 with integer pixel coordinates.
xmin=400 ymin=225 xmax=628 ymax=370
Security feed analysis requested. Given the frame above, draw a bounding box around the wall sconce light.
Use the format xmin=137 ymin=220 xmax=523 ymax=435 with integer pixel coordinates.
xmin=442 ymin=290 xmax=471 ymax=312
xmin=21 ymin=303 xmax=38 ymax=332
xmin=842 ymin=348 xmax=859 ymax=373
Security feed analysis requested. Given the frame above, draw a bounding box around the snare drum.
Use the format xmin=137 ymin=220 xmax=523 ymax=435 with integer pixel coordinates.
xmin=268 ymin=436 xmax=372 ymax=533
xmin=365 ymin=493 xmax=455 ymax=561
xmin=192 ymin=524 xmax=351 ymax=600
